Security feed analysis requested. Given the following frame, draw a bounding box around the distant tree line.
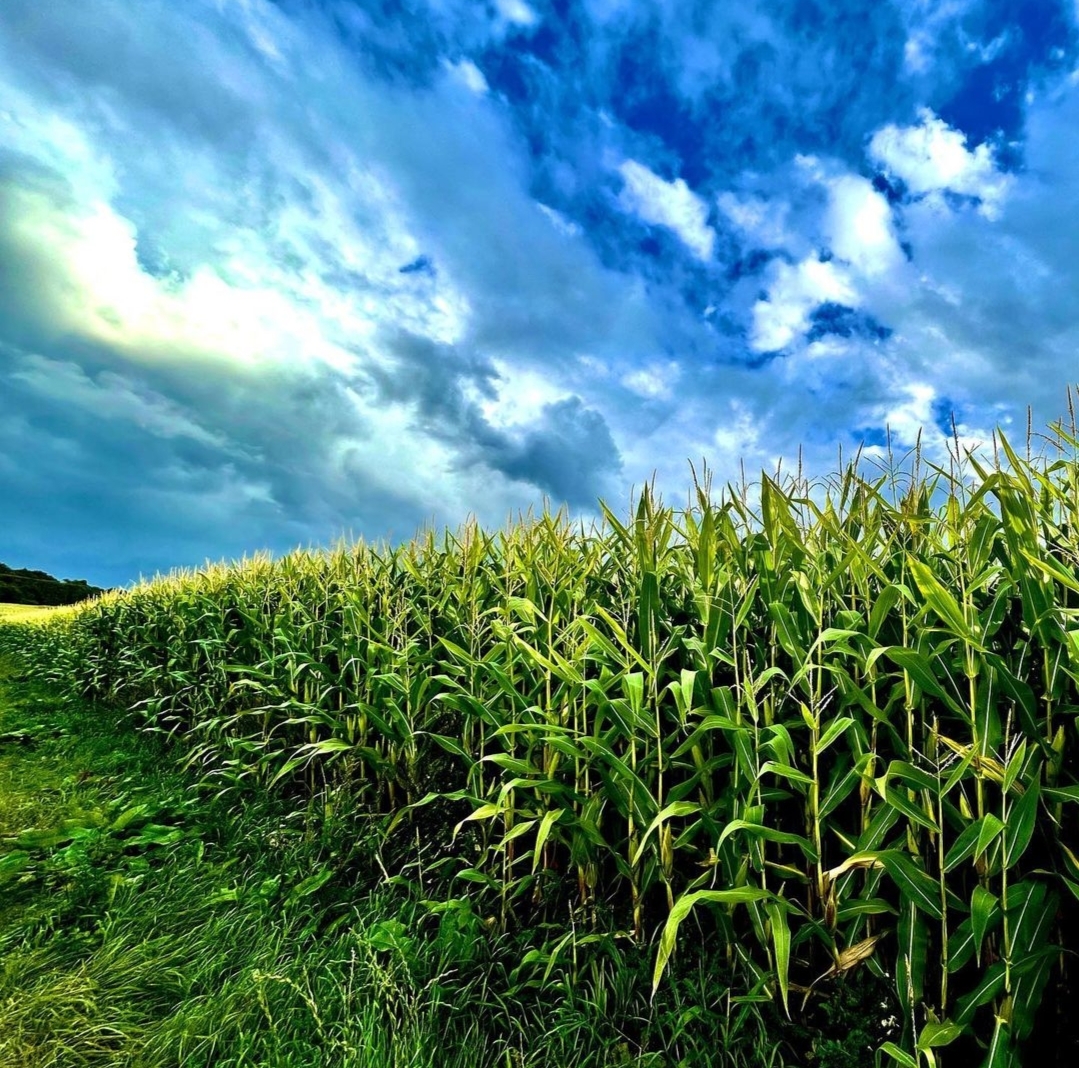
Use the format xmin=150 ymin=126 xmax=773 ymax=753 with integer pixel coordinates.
xmin=0 ymin=562 xmax=105 ymax=605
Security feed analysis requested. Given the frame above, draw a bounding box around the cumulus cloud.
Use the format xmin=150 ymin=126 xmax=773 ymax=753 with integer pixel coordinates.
xmin=751 ymin=257 xmax=859 ymax=352
xmin=869 ymin=108 xmax=1014 ymax=218
xmin=617 ymin=159 xmax=716 ymax=261
xmin=823 ymin=175 xmax=905 ymax=278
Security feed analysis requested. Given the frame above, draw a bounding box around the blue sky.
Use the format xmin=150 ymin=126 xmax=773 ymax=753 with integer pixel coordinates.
xmin=2 ymin=0 xmax=1079 ymax=587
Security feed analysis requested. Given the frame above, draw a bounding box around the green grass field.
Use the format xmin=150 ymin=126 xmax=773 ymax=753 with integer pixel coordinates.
xmin=0 ymin=603 xmax=72 ymax=624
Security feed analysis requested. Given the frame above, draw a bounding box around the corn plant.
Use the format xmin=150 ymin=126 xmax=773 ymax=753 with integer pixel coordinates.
xmin=5 ymin=392 xmax=1079 ymax=1066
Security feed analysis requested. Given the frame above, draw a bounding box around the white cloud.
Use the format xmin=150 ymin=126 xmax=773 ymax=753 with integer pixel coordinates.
xmin=716 ymin=191 xmax=793 ymax=249
xmin=712 ymin=399 xmax=761 ymax=459
xmin=893 ymin=0 xmax=982 ymax=77
xmin=824 ymin=175 xmax=904 ymax=278
xmin=622 ymin=361 xmax=680 ymax=399
xmin=0 ymin=176 xmax=449 ymax=374
xmin=873 ymin=380 xmax=936 ymax=445
xmin=445 ymin=57 xmax=488 ymax=94
xmin=537 ymin=202 xmax=582 ymax=238
xmin=618 ymin=159 xmax=716 ymax=261
xmin=495 ymin=0 xmax=538 ymax=27
xmin=229 ymin=0 xmax=292 ymax=68
xmin=751 ymin=257 xmax=858 ymax=352
xmin=479 ymin=361 xmax=571 ymax=429
xmin=869 ymin=109 xmax=1013 ymax=219
xmin=903 ymin=30 xmax=934 ymax=75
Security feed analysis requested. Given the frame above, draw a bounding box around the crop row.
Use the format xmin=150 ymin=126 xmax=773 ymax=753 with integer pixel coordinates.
xmin=6 ymin=415 xmax=1079 ymax=1066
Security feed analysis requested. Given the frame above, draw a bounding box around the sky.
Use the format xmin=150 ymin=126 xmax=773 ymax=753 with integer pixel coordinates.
xmin=2 ymin=0 xmax=1079 ymax=587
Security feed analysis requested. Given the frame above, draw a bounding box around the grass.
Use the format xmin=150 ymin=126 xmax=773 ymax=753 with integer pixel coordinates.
xmin=0 ymin=658 xmax=788 ymax=1067
xmin=0 ymin=658 xmax=484 ymax=1067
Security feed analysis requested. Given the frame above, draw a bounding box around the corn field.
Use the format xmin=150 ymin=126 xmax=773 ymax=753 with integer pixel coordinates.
xmin=6 ymin=407 xmax=1079 ymax=1067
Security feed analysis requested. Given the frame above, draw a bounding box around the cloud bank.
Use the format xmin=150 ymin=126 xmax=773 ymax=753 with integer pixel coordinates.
xmin=1 ymin=0 xmax=1078 ymax=585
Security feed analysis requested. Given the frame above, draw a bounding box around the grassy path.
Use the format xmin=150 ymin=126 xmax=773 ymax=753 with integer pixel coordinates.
xmin=0 ymin=658 xmax=496 ymax=1068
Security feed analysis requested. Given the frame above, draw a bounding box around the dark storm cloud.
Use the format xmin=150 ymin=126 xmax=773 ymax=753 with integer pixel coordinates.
xmin=491 ymin=396 xmax=623 ymax=506
xmin=368 ymin=327 xmax=622 ymax=506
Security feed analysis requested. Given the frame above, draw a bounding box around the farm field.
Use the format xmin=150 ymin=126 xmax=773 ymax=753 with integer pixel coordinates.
xmin=3 ymin=417 xmax=1079 ymax=1066
xmin=0 ymin=603 xmax=71 ymax=623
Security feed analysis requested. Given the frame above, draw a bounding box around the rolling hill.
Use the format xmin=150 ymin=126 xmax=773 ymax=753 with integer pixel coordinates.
xmin=0 ymin=562 xmax=104 ymax=606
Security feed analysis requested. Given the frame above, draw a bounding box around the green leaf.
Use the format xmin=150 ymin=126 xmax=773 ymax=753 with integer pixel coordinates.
xmin=767 ymin=602 xmax=807 ymax=664
xmin=652 ymin=887 xmax=772 ymax=996
xmin=947 ymin=918 xmax=974 ymax=973
xmin=943 ymin=818 xmax=979 ymax=873
xmin=532 ymin=807 xmax=564 ymax=874
xmin=1006 ymin=878 xmax=1056 ymax=1036
xmin=1002 ymin=739 xmax=1028 ymax=794
xmin=879 ymin=1041 xmax=919 ymax=1068
xmin=868 ymin=585 xmax=903 ymax=641
xmin=836 ymin=897 xmax=897 ymax=921
xmin=1044 ymin=785 xmax=1079 ymax=804
xmin=976 ymin=814 xmax=1007 ymax=864
xmin=129 ymin=824 xmax=185 ymax=847
xmin=970 ymin=886 xmax=998 ymax=968
xmin=881 ymin=785 xmax=940 ymax=833
xmin=0 ymin=850 xmax=30 ymax=885
xmin=908 ymin=558 xmax=979 ymax=646
xmin=632 ymin=801 xmax=700 ymax=867
xmin=501 ymin=819 xmax=537 ymax=844
xmin=857 ymin=803 xmax=902 ymax=852
xmin=917 ymin=1021 xmax=963 ymax=1052
xmin=941 ymin=744 xmax=976 ymax=797
xmin=1003 ymin=776 xmax=1040 ymax=869
xmin=880 ymin=850 xmax=944 ymax=919
xmin=884 ymin=760 xmax=940 ymax=794
xmin=765 ymin=899 xmax=792 ymax=1018
xmin=820 ymin=759 xmax=867 ymax=820
xmin=1018 ymin=547 xmax=1079 ymax=596
xmin=109 ymin=804 xmax=153 ymax=832
xmin=454 ymin=803 xmax=502 ymax=837
xmin=947 ymin=814 xmax=1006 ymax=873
xmin=896 ymin=898 xmax=927 ymax=1022
xmin=875 ymin=647 xmax=967 ymax=719
xmin=286 ymin=867 xmax=333 ymax=903
xmin=580 ymin=616 xmax=651 ymax=675
xmin=734 ymin=577 xmax=759 ymax=630
xmin=816 ymin=716 xmax=855 ymax=755
xmin=954 ymin=961 xmax=1006 ymax=1026
xmin=483 ymin=753 xmax=542 ymax=777
xmin=13 ymin=828 xmax=75 ymax=849
xmin=1011 ymin=945 xmax=1057 ymax=1042
xmin=1007 ymin=878 xmax=1048 ymax=941
xmin=984 ymin=1015 xmax=1015 ymax=1068
xmin=717 ymin=819 xmax=818 ymax=861
xmin=758 ymin=759 xmax=815 ymax=787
